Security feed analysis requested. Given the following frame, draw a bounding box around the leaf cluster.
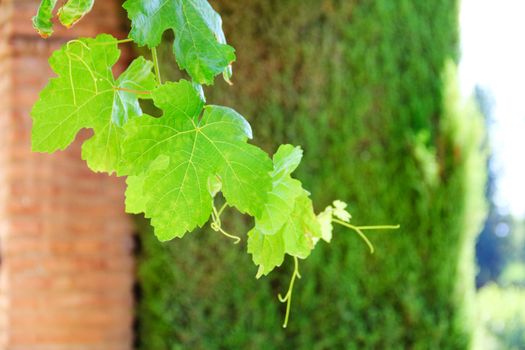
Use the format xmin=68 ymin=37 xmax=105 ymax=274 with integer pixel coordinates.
xmin=31 ymin=0 xmax=334 ymax=279
xmin=30 ymin=0 xmax=396 ymax=326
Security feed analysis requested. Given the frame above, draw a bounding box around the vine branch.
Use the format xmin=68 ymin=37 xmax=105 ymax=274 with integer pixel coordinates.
xmin=151 ymin=47 xmax=162 ymax=84
xmin=333 ymin=219 xmax=400 ymax=254
xmin=278 ymin=256 xmax=301 ymax=328
xmin=116 ymin=38 xmax=134 ymax=44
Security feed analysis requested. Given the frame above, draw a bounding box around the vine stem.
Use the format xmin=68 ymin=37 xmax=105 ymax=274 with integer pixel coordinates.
xmin=216 ymin=203 xmax=228 ymax=218
xmin=211 ymin=204 xmax=221 ymax=226
xmin=354 ymin=224 xmax=400 ymax=230
xmin=116 ymin=38 xmax=134 ymax=44
xmin=278 ymin=256 xmax=301 ymax=328
xmin=90 ymin=38 xmax=134 ymax=46
xmin=151 ymin=47 xmax=162 ymax=84
xmin=332 ymin=219 xmax=375 ymax=254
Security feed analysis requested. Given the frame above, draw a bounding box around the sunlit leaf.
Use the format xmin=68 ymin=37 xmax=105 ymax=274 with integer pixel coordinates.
xmin=31 ymin=34 xmax=156 ymax=173
xmin=248 ymin=145 xmax=322 ymax=277
xmin=123 ymin=0 xmax=236 ymax=84
xmin=122 ymin=80 xmax=272 ymax=240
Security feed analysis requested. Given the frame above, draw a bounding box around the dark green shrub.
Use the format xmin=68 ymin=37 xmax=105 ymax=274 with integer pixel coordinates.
xmin=137 ymin=1 xmax=486 ymax=349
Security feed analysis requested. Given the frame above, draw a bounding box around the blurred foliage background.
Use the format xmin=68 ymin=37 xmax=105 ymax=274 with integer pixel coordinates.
xmin=472 ymin=87 xmax=525 ymax=349
xmin=135 ymin=0 xmax=492 ymax=349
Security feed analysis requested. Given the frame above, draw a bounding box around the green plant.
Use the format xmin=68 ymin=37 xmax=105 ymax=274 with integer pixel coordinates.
xmin=30 ymin=0 xmax=397 ymax=327
xmin=137 ymin=2 xmax=488 ymax=348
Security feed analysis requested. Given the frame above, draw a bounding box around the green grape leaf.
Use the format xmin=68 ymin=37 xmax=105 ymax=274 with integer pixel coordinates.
xmin=316 ymin=200 xmax=352 ymax=243
xmin=58 ymin=0 xmax=95 ymax=28
xmin=248 ymin=145 xmax=322 ymax=278
xmin=32 ymin=0 xmax=95 ymax=37
xmin=272 ymin=144 xmax=303 ymax=179
xmin=32 ymin=0 xmax=58 ymax=38
xmin=122 ymin=80 xmax=272 ymax=241
xmin=123 ymin=0 xmax=236 ymax=85
xmin=31 ymin=34 xmax=156 ymax=173
xmin=332 ymin=200 xmax=352 ymax=222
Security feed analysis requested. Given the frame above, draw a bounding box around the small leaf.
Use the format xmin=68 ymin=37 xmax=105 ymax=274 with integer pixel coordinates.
xmin=315 ymin=200 xmax=353 ymax=244
xmin=58 ymin=0 xmax=95 ymax=28
xmin=249 ymin=192 xmax=321 ymax=278
xmin=32 ymin=0 xmax=58 ymax=38
xmin=123 ymin=0 xmax=236 ymax=85
xmin=272 ymin=144 xmax=303 ymax=180
xmin=248 ymin=145 xmax=321 ymax=277
xmin=207 ymin=175 xmax=222 ymax=197
xmin=32 ymin=0 xmax=95 ymax=36
xmin=333 ymin=200 xmax=352 ymax=222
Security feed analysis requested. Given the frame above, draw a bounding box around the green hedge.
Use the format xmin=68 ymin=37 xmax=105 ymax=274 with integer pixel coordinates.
xmin=136 ymin=1 xmax=486 ymax=348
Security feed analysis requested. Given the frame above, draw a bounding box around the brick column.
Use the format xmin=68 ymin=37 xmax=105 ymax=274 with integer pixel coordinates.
xmin=0 ymin=1 xmax=134 ymax=349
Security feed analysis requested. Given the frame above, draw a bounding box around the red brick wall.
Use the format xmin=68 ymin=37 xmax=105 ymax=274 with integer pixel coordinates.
xmin=0 ymin=1 xmax=134 ymax=349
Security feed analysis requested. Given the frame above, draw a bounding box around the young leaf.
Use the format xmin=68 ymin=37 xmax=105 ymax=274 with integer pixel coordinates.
xmin=33 ymin=0 xmax=95 ymax=36
xmin=31 ymin=34 xmax=156 ymax=173
xmin=122 ymin=80 xmax=272 ymax=241
xmin=249 ymin=192 xmax=322 ymax=278
xmin=248 ymin=145 xmax=322 ymax=278
xmin=58 ymin=0 xmax=95 ymax=28
xmin=332 ymin=200 xmax=352 ymax=222
xmin=316 ymin=200 xmax=352 ymax=243
xmin=123 ymin=0 xmax=236 ymax=85
xmin=32 ymin=0 xmax=58 ymax=38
